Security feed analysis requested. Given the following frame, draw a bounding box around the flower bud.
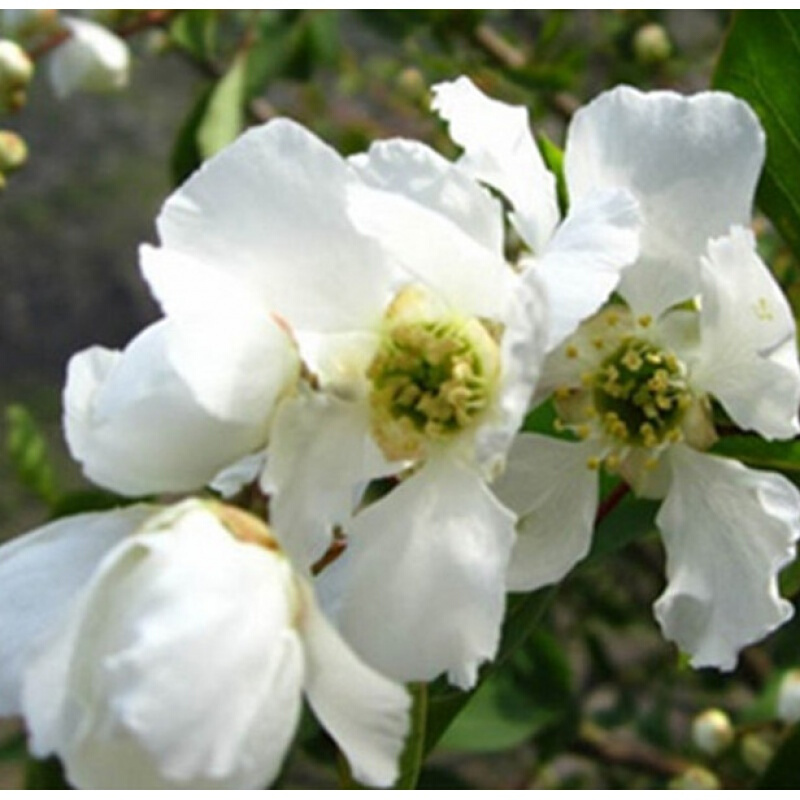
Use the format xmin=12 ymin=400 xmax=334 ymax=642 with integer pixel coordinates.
xmin=633 ymin=23 xmax=672 ymax=65
xmin=668 ymin=765 xmax=720 ymax=790
xmin=48 ymin=18 xmax=129 ymax=99
xmin=0 ymin=130 xmax=27 ymax=172
xmin=691 ymin=708 xmax=734 ymax=756
xmin=741 ymin=732 xmax=775 ymax=774
xmin=777 ymin=668 xmax=800 ymax=725
xmin=0 ymin=38 xmax=34 ymax=91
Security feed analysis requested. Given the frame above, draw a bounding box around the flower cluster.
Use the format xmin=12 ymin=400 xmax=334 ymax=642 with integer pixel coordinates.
xmin=1 ymin=76 xmax=798 ymax=788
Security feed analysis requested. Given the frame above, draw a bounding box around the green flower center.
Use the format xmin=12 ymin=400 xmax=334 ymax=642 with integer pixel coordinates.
xmin=592 ymin=337 xmax=692 ymax=448
xmin=367 ymin=290 xmax=500 ymax=461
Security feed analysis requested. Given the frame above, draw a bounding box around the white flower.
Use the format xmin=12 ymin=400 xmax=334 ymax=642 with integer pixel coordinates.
xmin=0 ymin=500 xmax=409 ymax=789
xmin=493 ymin=87 xmax=800 ymax=670
xmin=432 ymin=76 xmax=641 ymax=351
xmin=66 ymin=99 xmax=637 ymax=688
xmin=48 ymin=17 xmax=129 ymax=99
xmin=65 ymin=316 xmax=299 ymax=496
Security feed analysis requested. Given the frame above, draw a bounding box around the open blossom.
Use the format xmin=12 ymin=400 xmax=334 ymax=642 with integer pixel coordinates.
xmin=493 ymin=87 xmax=800 ymax=669
xmin=0 ymin=500 xmax=409 ymax=789
xmin=64 ymin=88 xmax=638 ymax=687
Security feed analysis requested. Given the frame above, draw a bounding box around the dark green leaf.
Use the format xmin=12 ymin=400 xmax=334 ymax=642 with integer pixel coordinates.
xmin=5 ymin=404 xmax=57 ymax=506
xmin=25 ymin=756 xmax=69 ymax=789
xmin=169 ymin=10 xmax=218 ymax=61
xmin=758 ymin=721 xmax=800 ymax=788
xmin=440 ymin=628 xmax=572 ymax=753
xmin=197 ymin=53 xmax=248 ymax=160
xmin=170 ymin=84 xmax=213 ymax=186
xmin=714 ymin=11 xmax=800 ymax=258
xmin=711 ymin=434 xmax=800 ymax=476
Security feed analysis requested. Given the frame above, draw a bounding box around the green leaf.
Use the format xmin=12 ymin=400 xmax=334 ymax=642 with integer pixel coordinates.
xmin=197 ymin=53 xmax=248 ymax=160
xmin=25 ymin=756 xmax=69 ymax=789
xmin=714 ymin=11 xmax=800 ymax=258
xmin=538 ymin=133 xmax=567 ymax=214
xmin=423 ymin=587 xmax=556 ymax=755
xmin=758 ymin=721 xmax=800 ymax=788
xmin=169 ymin=10 xmax=218 ymax=61
xmin=170 ymin=84 xmax=213 ymax=185
xmin=711 ymin=434 xmax=800 ymax=475
xmin=439 ymin=629 xmax=572 ymax=753
xmin=5 ymin=404 xmax=57 ymax=506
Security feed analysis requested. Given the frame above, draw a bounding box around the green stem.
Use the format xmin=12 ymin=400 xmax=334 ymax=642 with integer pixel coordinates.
xmin=394 ymin=682 xmax=428 ymax=789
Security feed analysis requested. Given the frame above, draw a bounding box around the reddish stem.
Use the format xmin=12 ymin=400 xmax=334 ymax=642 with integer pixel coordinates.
xmin=595 ymin=480 xmax=630 ymax=526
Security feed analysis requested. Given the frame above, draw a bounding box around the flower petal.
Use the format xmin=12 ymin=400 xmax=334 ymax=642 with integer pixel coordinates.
xmin=346 ymin=178 xmax=514 ymax=320
xmin=566 ymin=87 xmax=765 ymax=317
xmin=152 ymin=118 xmax=396 ymax=332
xmin=432 ymin=76 xmax=560 ymax=254
xmin=24 ymin=502 xmax=305 ymax=789
xmin=265 ymin=388 xmax=396 ymax=568
xmin=350 ymin=137 xmax=504 ymax=255
xmin=528 ymin=186 xmax=640 ymax=350
xmin=690 ymin=226 xmax=800 ymax=439
xmin=64 ymin=320 xmax=268 ymax=496
xmin=49 ymin=17 xmax=129 ymax=98
xmin=0 ymin=506 xmax=151 ymax=716
xmin=475 ymin=275 xmax=548 ymax=475
xmin=654 ymin=446 xmax=800 ymax=670
xmin=299 ymin=582 xmax=409 ymax=788
xmin=493 ymin=434 xmax=600 ymax=591
xmin=319 ymin=457 xmax=515 ymax=689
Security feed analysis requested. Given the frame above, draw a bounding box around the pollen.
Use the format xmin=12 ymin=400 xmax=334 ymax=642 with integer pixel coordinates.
xmin=566 ymin=344 xmax=579 ymax=359
xmin=590 ymin=337 xmax=693 ymax=449
xmin=367 ymin=287 xmax=501 ymax=461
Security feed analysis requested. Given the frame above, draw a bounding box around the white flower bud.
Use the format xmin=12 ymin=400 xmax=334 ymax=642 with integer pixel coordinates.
xmin=669 ymin=765 xmax=721 ymax=790
xmin=777 ymin=668 xmax=800 ymax=725
xmin=0 ymin=38 xmax=33 ymax=91
xmin=48 ymin=17 xmax=129 ymax=99
xmin=691 ymin=708 xmax=734 ymax=756
xmin=633 ymin=23 xmax=672 ymax=65
xmin=0 ymin=130 xmax=27 ymax=172
xmin=741 ymin=732 xmax=775 ymax=774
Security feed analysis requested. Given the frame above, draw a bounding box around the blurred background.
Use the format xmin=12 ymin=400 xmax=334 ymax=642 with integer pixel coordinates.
xmin=3 ymin=10 xmax=800 ymax=789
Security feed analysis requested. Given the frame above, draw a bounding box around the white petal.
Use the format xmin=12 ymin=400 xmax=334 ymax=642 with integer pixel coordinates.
xmin=350 ymin=137 xmax=504 ymax=255
xmin=265 ymin=389 xmax=396 ymax=569
xmin=49 ymin=18 xmax=129 ymax=98
xmin=64 ymin=321 xmax=268 ymax=496
xmin=566 ymin=87 xmax=765 ymax=317
xmin=24 ymin=502 xmax=305 ymax=789
xmin=432 ymin=76 xmax=560 ymax=254
xmin=690 ymin=226 xmax=800 ymax=439
xmin=320 ymin=457 xmax=515 ymax=689
xmin=475 ymin=274 xmax=548 ymax=475
xmin=210 ymin=451 xmax=267 ymax=498
xmin=153 ymin=119 xmax=396 ymax=332
xmin=493 ymin=434 xmax=600 ymax=591
xmin=299 ymin=582 xmax=409 ymax=788
xmin=0 ymin=506 xmax=151 ymax=716
xmin=347 ymin=180 xmax=514 ymax=320
xmin=529 ymin=186 xmax=640 ymax=350
xmin=654 ymin=447 xmax=799 ymax=670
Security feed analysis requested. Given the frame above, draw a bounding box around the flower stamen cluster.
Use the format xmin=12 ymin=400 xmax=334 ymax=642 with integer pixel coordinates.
xmin=367 ymin=287 xmax=501 ymax=461
xmin=592 ymin=337 xmax=691 ymax=448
